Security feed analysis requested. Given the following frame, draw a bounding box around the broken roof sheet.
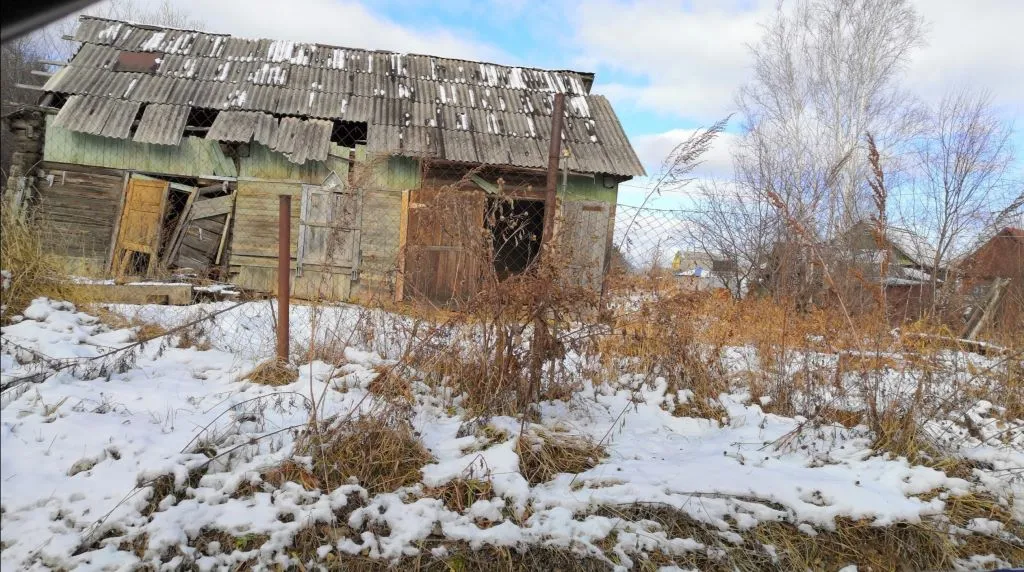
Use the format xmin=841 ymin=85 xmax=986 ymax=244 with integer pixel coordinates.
xmin=44 ymin=16 xmax=643 ymax=175
xmin=133 ymin=103 xmax=189 ymax=145
xmin=52 ymin=94 xmax=139 ymax=139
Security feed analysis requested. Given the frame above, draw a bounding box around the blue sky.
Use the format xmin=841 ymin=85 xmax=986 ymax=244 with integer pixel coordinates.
xmin=62 ymin=0 xmax=1024 ymax=210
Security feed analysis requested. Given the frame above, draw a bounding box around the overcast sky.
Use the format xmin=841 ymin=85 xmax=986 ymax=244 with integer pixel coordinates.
xmin=59 ymin=0 xmax=1023 ymax=206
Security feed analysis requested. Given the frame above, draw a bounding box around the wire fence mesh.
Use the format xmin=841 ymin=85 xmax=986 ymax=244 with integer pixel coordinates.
xmin=612 ymin=204 xmax=699 ymax=272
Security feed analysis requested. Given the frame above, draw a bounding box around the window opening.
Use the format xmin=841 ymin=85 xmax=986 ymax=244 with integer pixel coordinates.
xmin=486 ymin=197 xmax=544 ymax=279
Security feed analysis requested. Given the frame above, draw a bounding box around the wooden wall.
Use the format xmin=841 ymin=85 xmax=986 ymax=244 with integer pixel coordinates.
xmin=43 ymin=116 xmax=237 ymax=178
xmin=228 ymin=143 xmax=362 ymax=300
xmin=35 ymin=163 xmax=125 ymax=274
xmin=36 ymin=118 xmax=623 ymax=299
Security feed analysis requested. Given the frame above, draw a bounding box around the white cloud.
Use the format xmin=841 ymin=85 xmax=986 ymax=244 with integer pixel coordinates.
xmin=574 ymin=0 xmax=1024 ymax=121
xmin=906 ymin=0 xmax=1024 ymax=112
xmin=572 ymin=0 xmax=774 ymax=120
xmin=76 ymin=0 xmax=508 ymax=62
xmin=631 ymin=128 xmax=738 ymax=180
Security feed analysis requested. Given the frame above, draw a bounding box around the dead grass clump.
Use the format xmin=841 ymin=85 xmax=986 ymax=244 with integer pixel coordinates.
xmin=262 ymin=459 xmax=321 ymax=491
xmin=368 ymin=367 xmax=414 ymax=403
xmin=88 ymin=307 xmax=169 ymax=342
xmin=190 ymin=528 xmax=269 ymax=556
xmin=298 ymin=415 xmax=431 ymax=494
xmin=0 ymin=210 xmax=91 ymax=320
xmin=599 ymin=290 xmax=728 ymax=420
xmin=175 ymin=321 xmax=212 ymax=351
xmin=117 ymin=533 xmax=149 ymax=559
xmin=298 ymin=342 xmax=348 ymax=365
xmin=134 ymin=321 xmax=169 ymax=342
xmin=244 ymin=359 xmax=299 ymax=386
xmin=754 ymin=516 xmax=955 ymax=571
xmin=424 ymin=479 xmax=495 ymax=513
xmin=517 ymin=429 xmax=605 ymax=486
xmin=299 ymin=542 xmax=613 ymax=571
xmin=601 ymin=502 xmax=1017 ymax=572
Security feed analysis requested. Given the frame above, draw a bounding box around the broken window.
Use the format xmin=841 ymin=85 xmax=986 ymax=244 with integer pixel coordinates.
xmin=486 ymin=197 xmax=544 ymax=279
xmin=114 ymin=51 xmax=162 ymax=73
xmin=331 ymin=120 xmax=367 ymax=147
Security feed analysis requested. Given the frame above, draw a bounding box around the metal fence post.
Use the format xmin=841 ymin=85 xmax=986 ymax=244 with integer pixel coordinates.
xmin=277 ymin=195 xmax=290 ymax=362
xmin=541 ymin=93 xmax=566 ymax=250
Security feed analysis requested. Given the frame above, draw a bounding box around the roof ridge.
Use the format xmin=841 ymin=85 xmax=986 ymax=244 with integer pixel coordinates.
xmin=75 ymin=15 xmax=596 ymax=81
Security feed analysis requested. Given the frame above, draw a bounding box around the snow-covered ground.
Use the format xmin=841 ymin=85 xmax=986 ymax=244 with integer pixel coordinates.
xmin=1 ymin=298 xmax=1021 ymax=570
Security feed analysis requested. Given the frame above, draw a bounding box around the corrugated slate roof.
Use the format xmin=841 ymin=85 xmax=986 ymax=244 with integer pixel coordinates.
xmin=133 ymin=103 xmax=189 ymax=145
xmin=53 ymin=94 xmax=139 ymax=139
xmin=45 ymin=16 xmax=644 ymax=175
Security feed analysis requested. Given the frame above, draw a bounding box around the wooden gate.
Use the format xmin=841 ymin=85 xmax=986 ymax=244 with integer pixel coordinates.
xmin=561 ymin=200 xmax=611 ymax=291
xmin=403 ymin=188 xmax=486 ymax=303
xmin=112 ymin=176 xmax=169 ymax=277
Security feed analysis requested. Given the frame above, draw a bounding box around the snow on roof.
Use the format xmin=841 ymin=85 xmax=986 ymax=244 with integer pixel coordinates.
xmin=885 ymin=226 xmax=937 ymax=268
xmin=43 ymin=16 xmax=645 ymax=175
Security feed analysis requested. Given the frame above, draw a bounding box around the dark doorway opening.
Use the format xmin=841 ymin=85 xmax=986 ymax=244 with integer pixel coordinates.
xmin=486 ymin=198 xmax=544 ymax=279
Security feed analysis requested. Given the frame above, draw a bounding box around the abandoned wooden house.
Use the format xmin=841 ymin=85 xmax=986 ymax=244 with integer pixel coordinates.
xmin=958 ymin=227 xmax=1024 ymax=336
xmin=4 ymin=16 xmax=644 ymax=303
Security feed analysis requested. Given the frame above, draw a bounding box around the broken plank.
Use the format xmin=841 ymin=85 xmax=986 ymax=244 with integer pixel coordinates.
xmin=189 ymin=194 xmax=236 ymax=219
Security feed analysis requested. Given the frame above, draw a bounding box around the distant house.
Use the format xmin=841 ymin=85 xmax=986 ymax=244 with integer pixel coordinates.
xmin=3 ymin=16 xmax=644 ymax=304
xmin=838 ymin=221 xmax=942 ymax=319
xmin=958 ymin=227 xmax=1024 ymax=334
xmin=671 ymin=250 xmax=739 ymax=292
xmin=840 ymin=220 xmax=941 ymax=286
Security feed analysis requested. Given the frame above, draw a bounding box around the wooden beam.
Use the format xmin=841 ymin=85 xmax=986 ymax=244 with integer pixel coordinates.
xmin=30 ymin=70 xmax=54 ymax=78
xmin=0 ymin=103 xmax=58 ymax=114
xmin=215 ymin=209 xmax=234 ymax=265
xmin=14 ymin=83 xmax=44 ymax=91
xmin=37 ymin=60 xmax=68 ymax=67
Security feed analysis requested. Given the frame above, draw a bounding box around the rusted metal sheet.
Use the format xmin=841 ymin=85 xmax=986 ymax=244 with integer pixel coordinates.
xmin=133 ymin=103 xmax=190 ymax=145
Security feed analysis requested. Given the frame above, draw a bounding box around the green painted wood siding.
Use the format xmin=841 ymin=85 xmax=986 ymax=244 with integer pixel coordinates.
xmin=42 ymin=116 xmax=237 ymax=177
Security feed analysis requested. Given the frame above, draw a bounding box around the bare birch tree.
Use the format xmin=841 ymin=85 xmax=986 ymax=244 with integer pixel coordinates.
xmin=735 ymin=0 xmax=925 ymax=239
xmin=911 ymin=88 xmax=1015 ymax=303
xmin=711 ymin=0 xmax=927 ymax=306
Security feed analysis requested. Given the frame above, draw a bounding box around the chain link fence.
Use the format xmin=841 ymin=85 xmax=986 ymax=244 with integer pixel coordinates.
xmin=612 ymin=204 xmax=700 ymax=272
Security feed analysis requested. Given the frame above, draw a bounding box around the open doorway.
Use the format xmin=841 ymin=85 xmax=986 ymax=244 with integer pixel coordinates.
xmin=486 ymin=197 xmax=545 ymax=279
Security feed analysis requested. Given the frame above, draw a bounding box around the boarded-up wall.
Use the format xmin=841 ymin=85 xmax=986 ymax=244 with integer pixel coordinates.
xmin=35 ymin=163 xmax=124 ymax=274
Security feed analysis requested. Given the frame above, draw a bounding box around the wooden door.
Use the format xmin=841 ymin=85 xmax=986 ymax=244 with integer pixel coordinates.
xmin=297 ymin=184 xmax=360 ymax=273
xmin=113 ymin=176 xmax=168 ymax=276
xmin=561 ymin=200 xmax=611 ymax=291
xmin=404 ymin=188 xmax=486 ymax=304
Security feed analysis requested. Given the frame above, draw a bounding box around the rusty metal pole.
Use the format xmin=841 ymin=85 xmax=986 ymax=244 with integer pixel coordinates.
xmin=276 ymin=195 xmax=291 ymax=362
xmin=541 ymin=93 xmax=566 ymax=249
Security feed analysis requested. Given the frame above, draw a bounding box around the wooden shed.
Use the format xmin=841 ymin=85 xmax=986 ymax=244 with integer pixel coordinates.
xmin=5 ymin=16 xmax=645 ymax=304
xmin=958 ymin=227 xmax=1024 ymax=335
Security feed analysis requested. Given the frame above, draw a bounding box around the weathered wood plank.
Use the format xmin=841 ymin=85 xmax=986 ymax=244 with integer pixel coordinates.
xmin=190 ymin=194 xmax=236 ymax=219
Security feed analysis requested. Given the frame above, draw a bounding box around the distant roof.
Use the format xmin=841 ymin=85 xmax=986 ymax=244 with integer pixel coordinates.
xmin=885 ymin=226 xmax=938 ymax=268
xmin=41 ymin=16 xmax=645 ymax=175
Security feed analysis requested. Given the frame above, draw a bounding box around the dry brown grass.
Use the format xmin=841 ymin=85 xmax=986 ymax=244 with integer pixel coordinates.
xmin=517 ymin=428 xmax=605 ymax=486
xmin=368 ymin=366 xmax=415 ymax=403
xmin=424 ymin=479 xmax=495 ymax=513
xmin=243 ymin=358 xmax=299 ymax=386
xmin=599 ymin=502 xmax=1022 ymax=571
xmin=598 ymin=290 xmax=728 ymax=419
xmin=88 ymin=306 xmax=168 ymax=342
xmin=0 ymin=210 xmax=92 ymax=320
xmin=296 ymin=414 xmax=432 ymax=494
